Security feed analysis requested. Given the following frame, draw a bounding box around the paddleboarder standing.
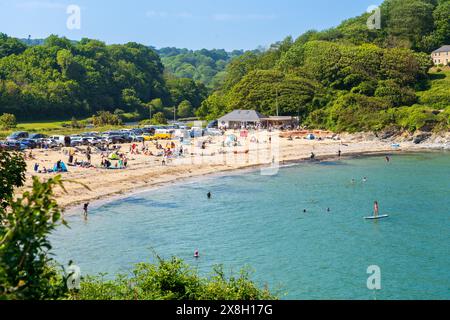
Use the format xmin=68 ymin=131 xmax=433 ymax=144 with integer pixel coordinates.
xmin=374 ymin=201 xmax=379 ymax=218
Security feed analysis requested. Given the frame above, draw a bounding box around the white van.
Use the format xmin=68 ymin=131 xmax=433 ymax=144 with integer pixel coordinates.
xmin=49 ymin=135 xmax=66 ymax=146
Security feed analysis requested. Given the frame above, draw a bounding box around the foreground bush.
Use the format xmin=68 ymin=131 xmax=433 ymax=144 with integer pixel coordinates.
xmin=73 ymin=257 xmax=276 ymax=300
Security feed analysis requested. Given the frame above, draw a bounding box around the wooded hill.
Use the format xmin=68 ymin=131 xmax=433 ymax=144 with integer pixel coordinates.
xmin=198 ymin=0 xmax=450 ymax=132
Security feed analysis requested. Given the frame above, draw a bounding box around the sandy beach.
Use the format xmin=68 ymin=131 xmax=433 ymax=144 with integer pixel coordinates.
xmin=18 ymin=130 xmax=449 ymax=212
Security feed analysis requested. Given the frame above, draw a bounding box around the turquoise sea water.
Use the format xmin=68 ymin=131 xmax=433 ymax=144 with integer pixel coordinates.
xmin=51 ymin=152 xmax=450 ymax=300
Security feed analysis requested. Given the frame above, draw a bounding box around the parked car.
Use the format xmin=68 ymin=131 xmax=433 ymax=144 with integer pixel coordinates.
xmin=41 ymin=138 xmax=59 ymax=149
xmin=143 ymin=133 xmax=172 ymax=141
xmin=49 ymin=135 xmax=66 ymax=147
xmin=129 ymin=134 xmax=144 ymax=142
xmin=207 ymin=120 xmax=218 ymax=129
xmin=19 ymin=139 xmax=38 ymax=149
xmin=82 ymin=137 xmax=102 ymax=146
xmin=70 ymin=136 xmax=84 ymax=146
xmin=106 ymin=135 xmax=128 ymax=144
xmin=29 ymin=133 xmax=48 ymax=141
xmin=142 ymin=127 xmax=157 ymax=135
xmin=28 ymin=134 xmax=48 ymax=147
xmin=7 ymin=131 xmax=29 ymax=141
xmin=131 ymin=128 xmax=144 ymax=135
xmin=155 ymin=128 xmax=172 ymax=135
xmin=4 ymin=141 xmax=27 ymax=151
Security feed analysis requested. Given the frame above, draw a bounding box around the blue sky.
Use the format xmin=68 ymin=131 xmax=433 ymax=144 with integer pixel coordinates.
xmin=0 ymin=0 xmax=383 ymax=50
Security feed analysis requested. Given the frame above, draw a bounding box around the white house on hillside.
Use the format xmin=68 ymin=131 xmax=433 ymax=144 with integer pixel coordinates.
xmin=431 ymin=45 xmax=450 ymax=66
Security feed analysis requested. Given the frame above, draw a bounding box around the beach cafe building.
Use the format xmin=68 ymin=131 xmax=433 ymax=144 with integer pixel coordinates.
xmin=218 ymin=110 xmax=266 ymax=129
xmin=218 ymin=110 xmax=296 ymax=129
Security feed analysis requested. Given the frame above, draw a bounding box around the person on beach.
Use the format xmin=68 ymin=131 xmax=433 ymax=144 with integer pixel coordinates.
xmin=56 ymin=160 xmax=62 ymax=172
xmin=310 ymin=152 xmax=315 ymax=160
xmin=83 ymin=203 xmax=89 ymax=218
xmin=338 ymin=150 xmax=341 ymax=158
xmin=374 ymin=201 xmax=379 ymax=218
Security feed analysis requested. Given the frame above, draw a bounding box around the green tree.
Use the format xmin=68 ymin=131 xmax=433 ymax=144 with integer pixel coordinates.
xmin=432 ymin=0 xmax=450 ymax=45
xmin=0 ymin=150 xmax=26 ymax=209
xmin=227 ymin=70 xmax=321 ymax=116
xmin=383 ymin=0 xmax=435 ymax=51
xmin=151 ymin=112 xmax=168 ymax=125
xmin=0 ymin=150 xmax=69 ymax=300
xmin=0 ymin=113 xmax=17 ymax=130
xmin=0 ymin=33 xmax=27 ymax=58
xmin=177 ymin=100 xmax=193 ymax=118
xmin=91 ymin=111 xmax=122 ymax=126
xmin=196 ymin=92 xmax=228 ymax=121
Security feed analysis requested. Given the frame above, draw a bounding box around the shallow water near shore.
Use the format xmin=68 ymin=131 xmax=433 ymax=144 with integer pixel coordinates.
xmin=51 ymin=152 xmax=450 ymax=300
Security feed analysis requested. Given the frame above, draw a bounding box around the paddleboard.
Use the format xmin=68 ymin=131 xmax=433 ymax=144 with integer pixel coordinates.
xmin=365 ymin=215 xmax=389 ymax=220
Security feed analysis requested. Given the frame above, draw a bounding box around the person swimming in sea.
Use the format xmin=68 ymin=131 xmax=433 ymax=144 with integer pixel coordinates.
xmin=207 ymin=192 xmax=212 ymax=199
xmin=194 ymin=250 xmax=200 ymax=258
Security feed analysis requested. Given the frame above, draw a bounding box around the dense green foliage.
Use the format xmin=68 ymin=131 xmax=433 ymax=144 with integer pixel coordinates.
xmin=0 ymin=35 xmax=211 ymax=122
xmin=158 ymin=48 xmax=244 ymax=89
xmin=305 ymin=0 xmax=450 ymax=53
xmin=76 ymin=257 xmax=276 ymax=300
xmin=91 ymin=111 xmax=123 ymax=126
xmin=199 ymin=0 xmax=450 ymax=132
xmin=0 ymin=34 xmax=168 ymax=120
xmin=0 ymin=113 xmax=17 ymax=129
xmin=151 ymin=112 xmax=168 ymax=125
xmin=0 ymin=150 xmax=68 ymax=299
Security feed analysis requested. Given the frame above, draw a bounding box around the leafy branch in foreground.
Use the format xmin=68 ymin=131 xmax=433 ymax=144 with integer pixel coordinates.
xmin=0 ymin=173 xmax=69 ymax=299
xmin=75 ymin=256 xmax=277 ymax=300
